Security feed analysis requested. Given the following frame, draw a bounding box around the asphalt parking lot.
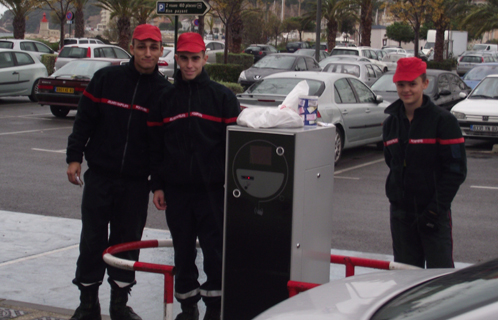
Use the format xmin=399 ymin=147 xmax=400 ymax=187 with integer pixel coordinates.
xmin=1 ymin=97 xmax=497 ymax=265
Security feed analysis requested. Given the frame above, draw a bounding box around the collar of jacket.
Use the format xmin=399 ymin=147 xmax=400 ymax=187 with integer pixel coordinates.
xmin=174 ymin=68 xmax=210 ymax=88
xmin=126 ymin=56 xmax=161 ymax=77
xmin=384 ymin=94 xmax=433 ymax=117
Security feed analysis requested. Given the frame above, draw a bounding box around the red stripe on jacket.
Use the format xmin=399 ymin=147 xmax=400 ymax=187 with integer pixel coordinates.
xmin=82 ymin=90 xmax=148 ymax=113
xmin=162 ymin=112 xmax=238 ymax=124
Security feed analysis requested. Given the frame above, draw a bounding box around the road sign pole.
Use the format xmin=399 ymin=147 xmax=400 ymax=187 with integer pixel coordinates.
xmin=173 ymin=16 xmax=179 ymax=80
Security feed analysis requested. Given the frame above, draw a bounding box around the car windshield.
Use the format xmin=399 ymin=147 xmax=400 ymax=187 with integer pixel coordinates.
xmin=247 ymin=78 xmax=325 ymax=96
xmin=162 ymin=48 xmax=173 ymax=57
xmin=52 ymin=60 xmax=112 ymax=78
xmin=371 ymin=74 xmax=436 ymax=93
xmin=473 ymin=44 xmax=489 ymax=51
xmin=462 ymin=65 xmax=498 ymax=80
xmin=469 ymin=77 xmax=498 ymax=99
xmin=323 ymin=63 xmax=360 ymax=77
xmin=253 ymin=55 xmax=295 ymax=69
xmin=371 ymin=259 xmax=498 ymax=320
xmin=331 ymin=49 xmax=359 ymax=56
xmin=59 ymin=47 xmax=88 ymax=58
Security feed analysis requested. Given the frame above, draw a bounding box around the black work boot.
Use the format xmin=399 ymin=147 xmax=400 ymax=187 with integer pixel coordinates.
xmin=70 ymin=283 xmax=102 ymax=320
xmin=109 ymin=280 xmax=142 ymax=320
xmin=175 ymin=304 xmax=199 ymax=320
xmin=203 ymin=303 xmax=220 ymax=320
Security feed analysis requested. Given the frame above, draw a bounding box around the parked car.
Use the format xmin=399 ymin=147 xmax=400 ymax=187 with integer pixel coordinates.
xmin=237 ymin=53 xmax=321 ymax=89
xmin=60 ymin=37 xmax=104 ymax=49
xmin=460 ymin=62 xmax=498 ymax=89
xmin=0 ymin=48 xmax=48 ymax=101
xmin=254 ymin=257 xmax=498 ymax=320
xmin=451 ymin=74 xmax=498 ymax=139
xmin=382 ymin=46 xmax=407 ymax=54
xmin=330 ymin=46 xmax=388 ymax=71
xmin=372 ymin=48 xmax=388 ymax=60
xmin=158 ymin=46 xmax=176 ymax=77
xmin=293 ymin=48 xmax=328 ymax=61
xmin=456 ymin=52 xmax=496 ymax=76
xmin=54 ymin=44 xmax=131 ymax=70
xmin=236 ymin=71 xmax=389 ymax=163
xmin=322 ymin=61 xmax=384 ymax=87
xmin=286 ymin=41 xmax=310 ymax=53
xmin=319 ymin=54 xmax=371 ymax=68
xmin=36 ymin=59 xmax=126 ymax=117
xmin=244 ymin=44 xmax=278 ymax=63
xmin=0 ymin=39 xmax=55 ymax=61
xmin=311 ymin=42 xmax=328 ymax=52
xmin=371 ymin=69 xmax=471 ymax=110
xmin=381 ymin=53 xmax=414 ymax=71
xmin=204 ymin=40 xmax=225 ymax=63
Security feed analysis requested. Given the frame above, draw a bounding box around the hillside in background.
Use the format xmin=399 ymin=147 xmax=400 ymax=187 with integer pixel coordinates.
xmin=0 ymin=0 xmax=101 ymax=33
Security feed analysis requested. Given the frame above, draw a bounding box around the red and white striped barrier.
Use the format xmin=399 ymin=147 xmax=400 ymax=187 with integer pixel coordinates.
xmin=103 ymin=239 xmax=175 ymax=320
xmin=288 ymin=254 xmax=421 ymax=297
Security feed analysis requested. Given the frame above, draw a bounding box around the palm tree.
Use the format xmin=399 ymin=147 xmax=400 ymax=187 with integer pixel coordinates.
xmin=74 ymin=0 xmax=89 ymax=38
xmin=133 ymin=0 xmax=156 ymax=25
xmin=461 ymin=0 xmax=498 ymax=41
xmin=95 ymin=0 xmax=137 ymax=50
xmin=0 ymin=0 xmax=40 ymax=39
xmin=304 ymin=0 xmax=357 ymax=51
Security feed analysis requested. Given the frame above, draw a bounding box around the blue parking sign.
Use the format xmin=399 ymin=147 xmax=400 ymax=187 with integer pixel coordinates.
xmin=157 ymin=2 xmax=166 ymax=13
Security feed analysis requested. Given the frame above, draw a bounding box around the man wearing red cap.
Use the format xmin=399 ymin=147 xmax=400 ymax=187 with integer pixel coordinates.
xmin=382 ymin=57 xmax=467 ymax=269
xmin=66 ymin=24 xmax=171 ymax=320
xmin=148 ymin=32 xmax=240 ymax=320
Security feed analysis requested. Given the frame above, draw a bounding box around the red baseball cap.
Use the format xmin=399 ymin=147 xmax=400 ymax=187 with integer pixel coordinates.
xmin=132 ymin=24 xmax=162 ymax=42
xmin=393 ymin=57 xmax=427 ymax=82
xmin=176 ymin=32 xmax=206 ymax=53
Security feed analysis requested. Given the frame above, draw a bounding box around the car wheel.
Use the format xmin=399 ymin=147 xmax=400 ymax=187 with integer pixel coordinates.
xmin=28 ymin=79 xmax=39 ymax=102
xmin=334 ymin=128 xmax=344 ymax=164
xmin=50 ymin=106 xmax=70 ymax=118
xmin=383 ymin=67 xmax=388 ymax=72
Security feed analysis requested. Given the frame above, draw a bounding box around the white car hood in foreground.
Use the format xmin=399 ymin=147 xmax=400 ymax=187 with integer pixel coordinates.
xmin=253 ymin=269 xmax=451 ymax=320
xmin=451 ymin=98 xmax=498 ymax=116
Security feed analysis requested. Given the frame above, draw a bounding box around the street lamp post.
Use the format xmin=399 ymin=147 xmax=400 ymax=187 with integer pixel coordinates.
xmin=315 ymin=0 xmax=321 ymax=62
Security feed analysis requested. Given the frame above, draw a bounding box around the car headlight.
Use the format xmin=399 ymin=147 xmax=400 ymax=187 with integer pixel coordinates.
xmin=238 ymin=71 xmax=246 ymax=81
xmin=452 ymin=111 xmax=466 ymax=120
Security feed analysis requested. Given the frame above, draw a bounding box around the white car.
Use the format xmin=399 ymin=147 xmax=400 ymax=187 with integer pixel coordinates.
xmin=0 ymin=48 xmax=48 ymax=101
xmin=236 ymin=71 xmax=389 ymax=163
xmin=54 ymin=44 xmax=131 ymax=70
xmin=0 ymin=39 xmax=55 ymax=61
xmin=204 ymin=40 xmax=225 ymax=63
xmin=255 ymin=258 xmax=498 ymax=320
xmin=381 ymin=53 xmax=414 ymax=71
xmin=330 ymin=46 xmax=389 ymax=71
xmin=451 ymin=74 xmax=498 ymax=139
xmin=158 ymin=46 xmax=176 ymax=78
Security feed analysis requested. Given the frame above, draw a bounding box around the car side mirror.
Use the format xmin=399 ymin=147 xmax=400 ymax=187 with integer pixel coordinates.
xmin=459 ymin=92 xmax=468 ymax=99
xmin=440 ymin=89 xmax=451 ymax=96
xmin=376 ymin=95 xmax=384 ymax=103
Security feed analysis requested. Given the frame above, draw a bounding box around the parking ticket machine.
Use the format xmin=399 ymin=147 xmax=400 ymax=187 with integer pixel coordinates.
xmin=222 ymin=125 xmax=335 ymax=320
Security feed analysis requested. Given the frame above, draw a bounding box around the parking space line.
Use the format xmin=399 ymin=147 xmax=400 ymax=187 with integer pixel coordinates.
xmin=32 ymin=148 xmax=66 ymax=153
xmin=335 ymin=158 xmax=384 ymax=175
xmin=0 ymin=244 xmax=79 ymax=268
xmin=0 ymin=113 xmax=54 ymax=119
xmin=0 ymin=127 xmax=73 ymax=136
xmin=470 ymin=185 xmax=498 ymax=190
xmin=335 ymin=176 xmax=360 ymax=180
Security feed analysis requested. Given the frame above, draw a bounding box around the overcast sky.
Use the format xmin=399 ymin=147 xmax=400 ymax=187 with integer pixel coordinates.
xmin=0 ymin=5 xmax=6 ymax=15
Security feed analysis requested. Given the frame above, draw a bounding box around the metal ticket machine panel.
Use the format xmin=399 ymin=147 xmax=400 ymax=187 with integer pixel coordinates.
xmin=222 ymin=125 xmax=335 ymax=320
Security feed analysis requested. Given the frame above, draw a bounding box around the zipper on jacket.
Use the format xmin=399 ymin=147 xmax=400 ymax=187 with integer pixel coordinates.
xmin=120 ymin=75 xmax=141 ymax=175
xmin=187 ymin=82 xmax=195 ymax=178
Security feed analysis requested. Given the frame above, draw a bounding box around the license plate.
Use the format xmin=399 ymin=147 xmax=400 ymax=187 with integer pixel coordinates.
xmin=470 ymin=125 xmax=498 ymax=132
xmin=55 ymin=87 xmax=74 ymax=94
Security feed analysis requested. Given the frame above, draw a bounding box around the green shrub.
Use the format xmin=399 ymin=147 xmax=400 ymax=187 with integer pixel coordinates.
xmin=216 ymin=81 xmax=244 ymax=94
xmin=215 ymin=52 xmax=254 ymax=69
xmin=426 ymin=58 xmax=456 ymax=71
xmin=41 ymin=54 xmax=57 ymax=75
xmin=205 ymin=63 xmax=244 ymax=83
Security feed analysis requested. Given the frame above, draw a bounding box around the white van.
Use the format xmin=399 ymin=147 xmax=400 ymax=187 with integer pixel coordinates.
xmin=472 ymin=44 xmax=498 ymax=52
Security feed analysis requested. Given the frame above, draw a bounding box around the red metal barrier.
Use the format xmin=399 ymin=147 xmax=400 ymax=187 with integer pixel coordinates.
xmin=287 ymin=254 xmax=421 ymax=297
xmin=103 ymin=239 xmax=175 ymax=320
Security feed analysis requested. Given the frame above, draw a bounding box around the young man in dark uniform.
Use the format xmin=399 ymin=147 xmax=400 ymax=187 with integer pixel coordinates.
xmin=383 ymin=57 xmax=467 ymax=269
xmin=148 ymin=32 xmax=240 ymax=320
xmin=66 ymin=24 xmax=171 ymax=320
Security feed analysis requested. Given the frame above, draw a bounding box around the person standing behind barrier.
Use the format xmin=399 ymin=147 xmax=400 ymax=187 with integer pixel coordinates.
xmin=382 ymin=57 xmax=467 ymax=269
xmin=66 ymin=24 xmax=171 ymax=320
xmin=148 ymin=32 xmax=240 ymax=320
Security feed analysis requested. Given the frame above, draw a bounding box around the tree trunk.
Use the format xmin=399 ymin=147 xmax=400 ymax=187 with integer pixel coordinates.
xmin=229 ymin=11 xmax=243 ymax=54
xmin=117 ymin=16 xmax=131 ymax=51
xmin=327 ymin=19 xmax=337 ymax=54
xmin=60 ymin=18 xmax=66 ymax=45
xmin=199 ymin=15 xmax=204 ymax=37
xmin=434 ymin=27 xmax=445 ymax=62
xmin=75 ymin=6 xmax=85 ymax=38
xmin=360 ymin=0 xmax=372 ymax=47
xmin=13 ymin=14 xmax=26 ymax=39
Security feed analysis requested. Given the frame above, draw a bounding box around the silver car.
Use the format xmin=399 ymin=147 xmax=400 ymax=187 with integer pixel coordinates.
xmin=254 ymin=257 xmax=498 ymax=320
xmin=158 ymin=46 xmax=176 ymax=78
xmin=0 ymin=48 xmax=48 ymax=101
xmin=457 ymin=52 xmax=495 ymax=76
xmin=321 ymin=61 xmax=384 ymax=86
xmin=55 ymin=44 xmax=131 ymax=70
xmin=381 ymin=53 xmax=414 ymax=71
xmin=0 ymin=39 xmax=55 ymax=61
xmin=319 ymin=54 xmax=371 ymax=68
xmin=236 ymin=71 xmax=389 ymax=163
xmin=204 ymin=40 xmax=225 ymax=64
